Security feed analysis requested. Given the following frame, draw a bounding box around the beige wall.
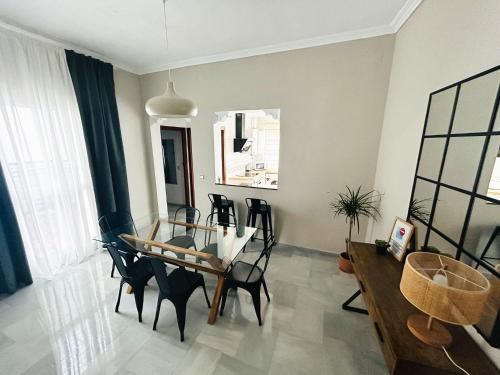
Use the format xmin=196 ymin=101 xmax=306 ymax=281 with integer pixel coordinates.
xmin=114 ymin=68 xmax=155 ymax=221
xmin=366 ymin=0 xmax=500 ymax=363
xmin=140 ymin=35 xmax=395 ymax=252
xmin=368 ymin=0 xmax=500 ymax=243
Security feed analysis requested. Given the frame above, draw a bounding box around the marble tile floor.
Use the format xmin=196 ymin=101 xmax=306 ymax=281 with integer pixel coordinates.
xmin=0 ymin=243 xmax=387 ymax=375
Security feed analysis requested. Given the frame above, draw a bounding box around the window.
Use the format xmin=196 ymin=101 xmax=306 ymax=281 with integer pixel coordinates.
xmin=213 ymin=109 xmax=280 ymax=190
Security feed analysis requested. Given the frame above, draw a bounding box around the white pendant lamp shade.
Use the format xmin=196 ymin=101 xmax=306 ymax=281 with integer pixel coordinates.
xmin=145 ymin=81 xmax=198 ymax=118
xmin=145 ymin=0 xmax=198 ymax=119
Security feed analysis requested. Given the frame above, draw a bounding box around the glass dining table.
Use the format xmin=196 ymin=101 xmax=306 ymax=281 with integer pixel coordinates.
xmin=100 ymin=211 xmax=257 ymax=324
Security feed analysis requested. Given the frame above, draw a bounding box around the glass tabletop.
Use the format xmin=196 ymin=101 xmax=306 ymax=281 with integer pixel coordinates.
xmin=98 ymin=210 xmax=257 ymax=274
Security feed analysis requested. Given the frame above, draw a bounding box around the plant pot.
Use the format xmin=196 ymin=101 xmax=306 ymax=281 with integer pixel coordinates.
xmin=376 ymin=245 xmax=389 ymax=255
xmin=339 ymin=252 xmax=354 ymax=273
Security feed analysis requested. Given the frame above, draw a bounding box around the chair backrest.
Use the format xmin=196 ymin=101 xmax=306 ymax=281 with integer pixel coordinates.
xmin=172 ymin=206 xmax=201 ymax=238
xmin=106 ymin=245 xmax=131 ymax=278
xmin=204 ymin=212 xmax=237 ymax=246
xmin=147 ymin=256 xmax=171 ymax=296
xmin=99 ymin=211 xmax=137 ymax=246
xmin=245 ymin=198 xmax=269 ymax=212
xmin=208 ymin=193 xmax=228 ymax=209
xmin=245 ymin=243 xmax=275 ymax=283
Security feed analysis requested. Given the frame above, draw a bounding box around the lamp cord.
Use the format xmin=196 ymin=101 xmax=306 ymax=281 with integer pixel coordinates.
xmin=162 ymin=0 xmax=172 ymax=81
xmin=441 ymin=346 xmax=470 ymax=375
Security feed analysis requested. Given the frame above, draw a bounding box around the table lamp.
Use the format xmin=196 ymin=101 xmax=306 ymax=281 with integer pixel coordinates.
xmin=400 ymin=252 xmax=490 ymax=348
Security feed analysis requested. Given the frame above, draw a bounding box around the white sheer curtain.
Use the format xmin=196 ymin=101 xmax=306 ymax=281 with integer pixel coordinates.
xmin=0 ymin=30 xmax=99 ymax=278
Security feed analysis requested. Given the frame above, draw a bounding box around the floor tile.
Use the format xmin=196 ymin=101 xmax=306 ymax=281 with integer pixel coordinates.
xmin=0 ymin=243 xmax=386 ymax=375
xmin=117 ymin=336 xmax=187 ymax=375
xmin=268 ymin=331 xmax=329 ymax=375
xmin=212 ymin=354 xmax=266 ymax=375
xmin=271 ymin=280 xmax=298 ymax=308
xmin=174 ymin=343 xmax=221 ymax=375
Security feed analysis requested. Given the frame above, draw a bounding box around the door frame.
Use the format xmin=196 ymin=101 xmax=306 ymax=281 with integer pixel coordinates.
xmin=160 ymin=126 xmax=195 ymax=207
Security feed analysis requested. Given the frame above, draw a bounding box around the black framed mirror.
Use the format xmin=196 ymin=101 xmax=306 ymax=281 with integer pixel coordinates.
xmin=408 ymin=65 xmax=500 ymax=278
xmin=408 ymin=65 xmax=500 ymax=347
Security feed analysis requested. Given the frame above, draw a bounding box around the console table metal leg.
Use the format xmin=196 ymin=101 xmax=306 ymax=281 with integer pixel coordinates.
xmin=342 ymin=289 xmax=368 ymax=315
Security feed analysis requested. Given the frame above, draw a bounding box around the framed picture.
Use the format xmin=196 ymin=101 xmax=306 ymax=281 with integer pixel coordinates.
xmin=388 ymin=217 xmax=414 ymax=261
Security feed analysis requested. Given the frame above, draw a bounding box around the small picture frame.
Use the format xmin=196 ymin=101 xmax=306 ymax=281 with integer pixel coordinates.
xmin=388 ymin=217 xmax=414 ymax=261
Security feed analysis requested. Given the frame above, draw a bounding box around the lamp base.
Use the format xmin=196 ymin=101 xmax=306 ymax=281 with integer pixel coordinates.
xmin=407 ymin=314 xmax=453 ymax=348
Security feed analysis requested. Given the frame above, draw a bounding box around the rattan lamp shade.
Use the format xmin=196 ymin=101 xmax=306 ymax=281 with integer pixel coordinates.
xmin=400 ymin=252 xmax=490 ymax=347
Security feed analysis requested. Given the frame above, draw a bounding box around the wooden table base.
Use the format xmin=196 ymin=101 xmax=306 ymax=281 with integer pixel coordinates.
xmin=208 ymin=276 xmax=225 ymax=324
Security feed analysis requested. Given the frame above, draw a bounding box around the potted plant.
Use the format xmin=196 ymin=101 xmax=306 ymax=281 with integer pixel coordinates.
xmin=375 ymin=239 xmax=390 ymax=255
xmin=331 ymin=186 xmax=381 ymax=273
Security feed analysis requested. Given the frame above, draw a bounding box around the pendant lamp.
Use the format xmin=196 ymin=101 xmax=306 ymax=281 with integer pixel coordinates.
xmin=145 ymin=0 xmax=198 ymax=118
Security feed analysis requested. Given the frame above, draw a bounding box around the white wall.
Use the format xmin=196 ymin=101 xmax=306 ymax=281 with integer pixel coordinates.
xmin=368 ymin=0 xmax=500 ymax=243
xmin=140 ymin=35 xmax=395 ymax=253
xmin=366 ymin=0 xmax=500 ymax=365
xmin=114 ymin=68 xmax=155 ymax=222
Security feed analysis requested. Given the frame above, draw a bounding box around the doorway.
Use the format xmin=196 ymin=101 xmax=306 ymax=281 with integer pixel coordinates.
xmin=160 ymin=126 xmax=195 ymax=208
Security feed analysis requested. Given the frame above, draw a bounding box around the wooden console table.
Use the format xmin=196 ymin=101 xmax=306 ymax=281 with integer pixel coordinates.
xmin=346 ymin=241 xmax=499 ymax=374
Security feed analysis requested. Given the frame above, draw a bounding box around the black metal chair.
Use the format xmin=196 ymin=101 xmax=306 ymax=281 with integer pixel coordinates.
xmin=147 ymin=256 xmax=211 ymax=341
xmin=105 ymin=245 xmax=154 ymax=322
xmin=245 ymin=198 xmax=275 ymax=251
xmin=219 ymin=242 xmax=274 ymax=326
xmin=165 ymin=206 xmax=201 ymax=259
xmin=208 ymin=193 xmax=236 ymax=222
xmin=99 ymin=211 xmax=138 ymax=278
xmin=197 ymin=213 xmax=237 ymax=262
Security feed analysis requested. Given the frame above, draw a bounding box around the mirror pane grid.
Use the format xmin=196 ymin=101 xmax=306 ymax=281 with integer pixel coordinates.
xmin=452 ymin=70 xmax=500 ymax=134
xmin=425 ymin=87 xmax=457 ymax=136
xmin=441 ymin=136 xmax=485 ymax=191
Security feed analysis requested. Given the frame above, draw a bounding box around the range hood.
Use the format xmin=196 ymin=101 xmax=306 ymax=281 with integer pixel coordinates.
xmin=233 ymin=113 xmax=252 ymax=152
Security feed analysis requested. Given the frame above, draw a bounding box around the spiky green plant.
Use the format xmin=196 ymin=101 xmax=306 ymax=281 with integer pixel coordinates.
xmin=408 ymin=197 xmax=431 ymax=222
xmin=375 ymin=239 xmax=390 ymax=247
xmin=330 ymin=186 xmax=382 ymax=252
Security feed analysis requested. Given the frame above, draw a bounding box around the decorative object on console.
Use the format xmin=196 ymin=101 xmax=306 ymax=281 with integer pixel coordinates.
xmin=400 ymin=252 xmax=490 ymax=348
xmin=388 ymin=217 xmax=414 ymax=262
xmin=374 ymin=239 xmax=390 ymax=255
xmin=330 ymin=186 xmax=381 ymax=273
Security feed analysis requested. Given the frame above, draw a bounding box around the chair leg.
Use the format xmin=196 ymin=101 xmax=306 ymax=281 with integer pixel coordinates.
xmin=262 ymin=279 xmax=271 ymax=302
xmin=153 ymin=294 xmax=163 ymax=331
xmin=133 ymin=284 xmax=146 ymax=322
xmin=262 ymin=212 xmax=269 ymax=250
xmin=250 ymin=286 xmax=262 ymax=326
xmin=250 ymin=213 xmax=257 ymax=242
xmin=111 ymin=263 xmax=116 ymax=278
xmin=201 ymin=280 xmax=211 ymax=308
xmin=243 ymin=212 xmax=251 ymax=252
xmin=219 ymin=285 xmax=229 ymax=316
xmin=174 ymin=301 xmax=187 ymax=342
xmin=268 ymin=209 xmax=275 ymax=243
xmin=115 ymin=279 xmax=125 ymax=312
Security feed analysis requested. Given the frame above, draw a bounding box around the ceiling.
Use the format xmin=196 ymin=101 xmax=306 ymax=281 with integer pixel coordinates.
xmin=0 ymin=0 xmax=421 ymax=75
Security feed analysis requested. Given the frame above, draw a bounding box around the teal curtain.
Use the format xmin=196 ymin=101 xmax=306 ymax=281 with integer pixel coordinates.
xmin=65 ymin=50 xmax=131 ymax=217
xmin=0 ymin=164 xmax=32 ymax=294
